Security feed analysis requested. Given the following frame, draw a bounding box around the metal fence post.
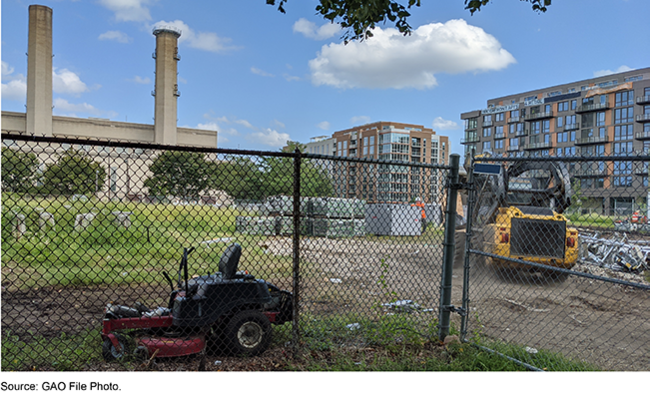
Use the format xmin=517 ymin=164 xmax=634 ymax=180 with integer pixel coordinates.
xmin=438 ymin=153 xmax=460 ymax=342
xmin=460 ymin=150 xmax=476 ymax=341
xmin=292 ymin=148 xmax=302 ymax=358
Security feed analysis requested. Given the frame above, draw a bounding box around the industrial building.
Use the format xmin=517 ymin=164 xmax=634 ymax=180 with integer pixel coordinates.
xmin=304 ymin=121 xmax=450 ymax=204
xmin=1 ymin=5 xmax=218 ymax=201
xmin=461 ymin=67 xmax=650 ymax=215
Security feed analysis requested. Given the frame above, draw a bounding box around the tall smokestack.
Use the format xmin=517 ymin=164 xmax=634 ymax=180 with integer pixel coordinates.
xmin=152 ymin=26 xmax=181 ymax=145
xmin=26 ymin=4 xmax=53 ymax=137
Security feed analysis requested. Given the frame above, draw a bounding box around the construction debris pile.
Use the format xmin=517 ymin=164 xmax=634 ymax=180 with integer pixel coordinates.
xmin=577 ymin=231 xmax=650 ymax=283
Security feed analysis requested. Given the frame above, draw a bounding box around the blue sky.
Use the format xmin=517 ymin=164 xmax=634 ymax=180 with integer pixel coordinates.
xmin=2 ymin=0 xmax=649 ymax=154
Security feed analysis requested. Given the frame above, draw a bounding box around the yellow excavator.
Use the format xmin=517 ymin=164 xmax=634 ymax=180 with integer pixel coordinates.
xmin=456 ymin=154 xmax=579 ymax=282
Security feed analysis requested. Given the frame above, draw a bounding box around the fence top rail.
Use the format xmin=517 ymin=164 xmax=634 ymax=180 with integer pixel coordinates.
xmin=1 ymin=133 xmax=295 ymax=159
xmin=474 ymin=154 xmax=650 ymax=163
xmin=2 ymin=133 xmax=452 ymax=170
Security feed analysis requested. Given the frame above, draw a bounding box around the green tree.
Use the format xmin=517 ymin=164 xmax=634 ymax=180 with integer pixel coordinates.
xmin=144 ymin=151 xmax=210 ymax=200
xmin=261 ymin=143 xmax=334 ymax=198
xmin=42 ymin=149 xmax=106 ymax=196
xmin=268 ymin=0 xmax=550 ymax=42
xmin=211 ymin=156 xmax=266 ymax=201
xmin=1 ymin=147 xmax=39 ymax=193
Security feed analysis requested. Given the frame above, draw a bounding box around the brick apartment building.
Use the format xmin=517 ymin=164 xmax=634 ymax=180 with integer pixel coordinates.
xmin=461 ymin=67 xmax=650 ymax=214
xmin=304 ymin=121 xmax=450 ymax=204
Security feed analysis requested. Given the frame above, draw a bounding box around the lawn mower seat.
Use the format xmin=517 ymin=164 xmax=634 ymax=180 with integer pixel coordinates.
xmin=218 ymin=243 xmax=242 ymax=280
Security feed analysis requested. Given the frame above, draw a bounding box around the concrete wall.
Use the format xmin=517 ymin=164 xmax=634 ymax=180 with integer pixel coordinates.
xmin=1 ymin=111 xmax=217 ymax=147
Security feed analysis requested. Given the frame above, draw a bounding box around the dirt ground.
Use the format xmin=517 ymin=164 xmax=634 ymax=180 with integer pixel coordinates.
xmin=2 ymin=235 xmax=649 ymax=371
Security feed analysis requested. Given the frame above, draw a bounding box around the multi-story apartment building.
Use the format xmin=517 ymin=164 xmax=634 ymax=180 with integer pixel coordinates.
xmin=305 ymin=121 xmax=449 ymax=204
xmin=461 ymin=67 xmax=650 ymax=215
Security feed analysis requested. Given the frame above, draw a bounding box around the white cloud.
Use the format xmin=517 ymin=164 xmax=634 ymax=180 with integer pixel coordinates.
xmin=246 ymin=128 xmax=291 ymax=148
xmin=98 ymin=30 xmax=132 ymax=43
xmin=152 ymin=20 xmax=236 ymax=53
xmin=284 ymin=74 xmax=300 ymax=82
xmin=432 ymin=117 xmax=459 ymax=131
xmin=272 ymin=119 xmax=286 ymax=129
xmin=197 ymin=122 xmax=218 ymax=131
xmin=1 ymin=61 xmax=26 ymax=101
xmin=309 ymin=19 xmax=515 ymax=90
xmin=593 ymin=65 xmax=633 ymax=78
xmin=130 ymin=75 xmax=151 ymax=84
xmin=2 ymin=79 xmax=27 ymax=101
xmin=52 ymin=68 xmax=89 ymax=95
xmin=2 ymin=61 xmax=15 ymax=76
xmin=99 ymin=0 xmax=154 ymax=22
xmin=317 ymin=121 xmax=330 ymax=130
xmin=251 ymin=67 xmax=274 ymax=77
xmin=53 ymin=98 xmax=100 ymax=114
xmin=350 ymin=115 xmax=370 ymax=125
xmin=234 ymin=119 xmax=255 ymax=129
xmin=293 ymin=18 xmax=341 ymax=40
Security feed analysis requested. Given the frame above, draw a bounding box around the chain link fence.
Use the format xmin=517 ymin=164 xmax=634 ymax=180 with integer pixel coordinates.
xmin=457 ymin=153 xmax=650 ymax=371
xmin=1 ymin=135 xmax=451 ymax=370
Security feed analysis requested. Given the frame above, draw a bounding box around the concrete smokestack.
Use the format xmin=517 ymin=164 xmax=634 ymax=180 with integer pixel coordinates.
xmin=152 ymin=27 xmax=181 ymax=145
xmin=26 ymin=4 xmax=53 ymax=136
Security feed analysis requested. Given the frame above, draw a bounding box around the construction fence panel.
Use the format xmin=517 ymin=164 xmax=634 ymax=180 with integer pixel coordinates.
xmin=1 ymin=135 xmax=451 ymax=371
xmin=458 ymin=154 xmax=650 ymax=371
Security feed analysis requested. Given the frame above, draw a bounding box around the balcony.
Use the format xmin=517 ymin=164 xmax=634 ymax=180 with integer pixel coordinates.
xmin=507 ymin=145 xmax=521 ymax=152
xmin=483 ymin=120 xmax=493 ymax=127
xmin=637 ymin=95 xmax=650 ymax=105
xmin=515 ymin=129 xmax=528 ymax=137
xmin=575 ymin=101 xmax=610 ymax=113
xmin=461 ymin=135 xmax=480 ymax=144
xmin=636 ymin=113 xmax=650 ymax=123
xmin=635 ymin=165 xmax=649 ymax=176
xmin=564 ymin=122 xmax=580 ymax=131
xmin=574 ymin=167 xmax=609 ymax=178
xmin=635 ymin=131 xmax=650 ymax=140
xmin=494 ymin=132 xmax=505 ymax=140
xmin=575 ymin=136 xmax=609 ymax=145
xmin=508 ymin=117 xmax=520 ymax=123
xmin=524 ymin=111 xmax=554 ymax=121
xmin=524 ymin=141 xmax=553 ymax=150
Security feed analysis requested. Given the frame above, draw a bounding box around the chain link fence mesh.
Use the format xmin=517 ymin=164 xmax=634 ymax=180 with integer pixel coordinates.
xmin=1 ymin=135 xmax=450 ymax=370
xmin=459 ymin=154 xmax=650 ymax=371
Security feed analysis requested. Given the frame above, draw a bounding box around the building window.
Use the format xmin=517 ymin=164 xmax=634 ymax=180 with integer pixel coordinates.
xmin=482 ymin=141 xmax=492 ymax=151
xmin=509 ymin=138 xmax=519 ymax=149
xmin=110 ymin=167 xmax=117 ymax=192
xmin=511 ymin=109 xmax=520 ymax=118
xmin=557 ymin=117 xmax=564 ymax=128
xmin=615 ymin=90 xmax=634 ymax=107
xmin=483 ymin=114 xmax=492 ymax=124
xmin=614 ymin=124 xmax=634 ymax=140
xmin=614 ymin=107 xmax=634 ymax=124
xmin=596 ymin=112 xmax=606 ymax=126
xmin=495 ymin=140 xmax=504 ymax=150
xmin=483 ymin=127 xmax=492 ymax=137
xmin=495 ymin=113 xmax=505 ymax=122
xmin=531 ymin=121 xmax=541 ymax=134
xmin=558 ymin=101 xmax=569 ymax=112
xmin=557 ymin=132 xmax=568 ymax=143
xmin=495 ymin=125 xmax=504 ymax=137
xmin=612 ymin=141 xmax=633 ymax=155
xmin=542 ymin=120 xmax=550 ymax=133
xmin=571 ymin=100 xmax=577 ymax=110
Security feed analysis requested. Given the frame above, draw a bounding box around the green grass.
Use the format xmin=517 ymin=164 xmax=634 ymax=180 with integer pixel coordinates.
xmin=565 ymin=212 xmax=616 ymax=229
xmin=1 ymin=316 xmax=596 ymax=372
xmin=1 ymin=195 xmax=297 ymax=289
xmin=2 ymin=329 xmax=102 ymax=371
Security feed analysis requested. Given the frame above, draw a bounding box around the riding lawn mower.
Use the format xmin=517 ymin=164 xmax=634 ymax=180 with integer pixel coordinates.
xmin=100 ymin=243 xmax=293 ymax=361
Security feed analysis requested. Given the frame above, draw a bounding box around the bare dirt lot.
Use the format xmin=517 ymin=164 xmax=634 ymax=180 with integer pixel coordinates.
xmin=2 ymin=236 xmax=649 ymax=371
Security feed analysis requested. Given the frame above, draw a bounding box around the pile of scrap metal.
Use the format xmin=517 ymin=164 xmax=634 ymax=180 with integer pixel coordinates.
xmin=579 ymin=232 xmax=650 ymax=275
